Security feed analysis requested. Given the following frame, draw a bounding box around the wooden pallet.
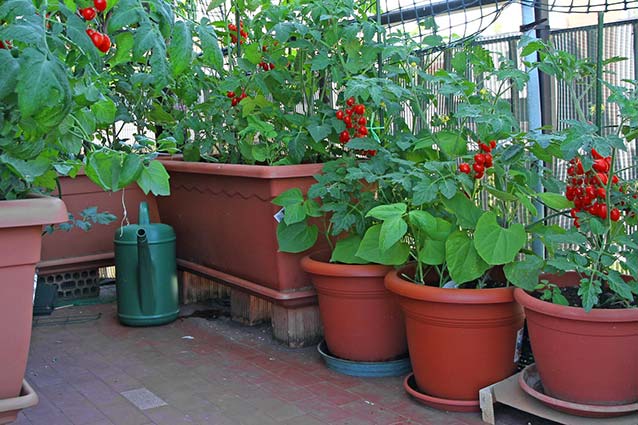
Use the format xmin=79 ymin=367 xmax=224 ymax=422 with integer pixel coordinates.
xmin=479 ymin=371 xmax=638 ymax=425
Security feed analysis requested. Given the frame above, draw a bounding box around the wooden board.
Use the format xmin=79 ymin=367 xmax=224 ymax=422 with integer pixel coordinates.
xmin=479 ymin=372 xmax=638 ymax=425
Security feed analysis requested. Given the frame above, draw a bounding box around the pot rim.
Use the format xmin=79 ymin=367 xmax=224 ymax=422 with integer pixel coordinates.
xmin=384 ymin=266 xmax=515 ymax=305
xmin=158 ymin=155 xmax=324 ymax=179
xmin=301 ymin=250 xmax=393 ymax=278
xmin=514 ymin=287 xmax=638 ymax=323
xmin=0 ymin=196 xmax=68 ymax=229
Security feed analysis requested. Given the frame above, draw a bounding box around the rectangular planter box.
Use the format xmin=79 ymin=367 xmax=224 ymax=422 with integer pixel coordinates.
xmin=156 ymin=159 xmax=323 ymax=306
xmin=39 ymin=173 xmax=160 ymax=274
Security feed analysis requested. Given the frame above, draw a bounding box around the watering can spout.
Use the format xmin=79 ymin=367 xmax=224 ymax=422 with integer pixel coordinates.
xmin=136 ymin=224 xmax=156 ymax=315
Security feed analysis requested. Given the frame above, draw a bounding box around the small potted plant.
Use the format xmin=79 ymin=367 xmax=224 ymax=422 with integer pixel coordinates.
xmin=510 ymin=40 xmax=638 ymax=416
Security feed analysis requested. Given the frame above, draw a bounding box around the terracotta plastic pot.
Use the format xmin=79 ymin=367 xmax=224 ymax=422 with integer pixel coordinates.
xmin=39 ymin=172 xmax=160 ymax=274
xmin=301 ymin=251 xmax=406 ymax=362
xmin=515 ymin=272 xmax=638 ymax=406
xmin=0 ymin=196 xmax=67 ymax=418
xmin=385 ymin=265 xmax=524 ymax=407
xmin=156 ymin=158 xmax=323 ymax=303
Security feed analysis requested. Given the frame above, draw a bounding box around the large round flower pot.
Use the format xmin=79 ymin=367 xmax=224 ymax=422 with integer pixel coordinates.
xmin=156 ymin=158 xmax=323 ymax=305
xmin=514 ymin=272 xmax=638 ymax=407
xmin=39 ymin=172 xmax=160 ymax=274
xmin=385 ymin=265 xmax=524 ymax=411
xmin=0 ymin=196 xmax=68 ymax=422
xmin=301 ymin=251 xmax=406 ymax=362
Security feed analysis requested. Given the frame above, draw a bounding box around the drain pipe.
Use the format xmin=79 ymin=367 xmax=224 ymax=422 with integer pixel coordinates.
xmin=521 ymin=2 xmax=545 ymax=258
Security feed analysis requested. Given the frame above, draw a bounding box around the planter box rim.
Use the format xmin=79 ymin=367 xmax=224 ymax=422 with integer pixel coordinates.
xmin=0 ymin=196 xmax=68 ymax=229
xmin=159 ymin=156 xmax=324 ymax=179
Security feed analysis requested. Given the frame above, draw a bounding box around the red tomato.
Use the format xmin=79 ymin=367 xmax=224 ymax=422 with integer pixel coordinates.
xmin=94 ymin=0 xmax=107 ymax=12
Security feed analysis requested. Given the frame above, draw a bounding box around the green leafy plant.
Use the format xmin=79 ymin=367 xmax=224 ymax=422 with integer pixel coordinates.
xmin=0 ymin=0 xmax=170 ymax=200
xmin=515 ymin=39 xmax=638 ymax=311
xmin=351 ymin=44 xmax=551 ymax=287
xmin=175 ymin=0 xmax=414 ymax=165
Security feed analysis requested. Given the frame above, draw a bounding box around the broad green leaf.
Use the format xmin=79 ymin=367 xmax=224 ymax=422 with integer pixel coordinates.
xmin=435 ymin=130 xmax=467 ymax=156
xmin=304 ymin=199 xmax=322 ymax=217
xmin=91 ymin=98 xmax=117 ymax=125
xmin=198 ymin=23 xmax=223 ymax=71
xmin=276 ymin=221 xmax=317 ymax=253
xmin=0 ymin=0 xmax=36 ymax=20
xmin=356 ymin=224 xmax=410 ymax=266
xmin=474 ymin=212 xmax=527 ymax=265
xmin=311 ymin=52 xmax=330 ymax=71
xmin=85 ymin=150 xmax=143 ymax=191
xmin=0 ymin=153 xmax=50 ymax=182
xmin=283 ymin=203 xmax=305 ymax=225
xmin=445 ymin=230 xmax=490 ymax=284
xmin=538 ymin=192 xmax=573 ymax=210
xmin=272 ymin=188 xmax=304 ymax=207
xmin=136 ymin=160 xmax=169 ymax=196
xmin=16 ymin=48 xmax=71 ymax=128
xmin=409 ymin=210 xmax=451 ymax=240
xmin=169 ymin=20 xmax=193 ymax=77
xmin=1 ymin=14 xmax=43 ymax=45
xmin=442 ymin=193 xmax=483 ymax=229
xmin=0 ymin=50 xmax=19 ymax=99
xmin=110 ymin=32 xmax=134 ymax=66
xmin=331 ymin=235 xmax=368 ymax=264
xmin=418 ymin=239 xmax=445 ymax=265
xmin=504 ymin=255 xmax=544 ymax=290
xmin=380 ymin=216 xmax=407 ymax=252
xmin=366 ymin=203 xmax=407 ymax=221
xmin=307 ymin=124 xmax=331 ymax=143
xmin=107 ymin=0 xmax=142 ymax=32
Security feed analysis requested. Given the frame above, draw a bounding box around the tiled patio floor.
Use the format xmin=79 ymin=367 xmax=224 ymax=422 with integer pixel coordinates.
xmin=19 ymin=298 xmax=556 ymax=425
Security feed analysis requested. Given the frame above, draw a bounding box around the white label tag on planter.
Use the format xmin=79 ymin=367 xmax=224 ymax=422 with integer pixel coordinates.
xmin=274 ymin=208 xmax=285 ymax=223
xmin=513 ymin=327 xmax=524 ymax=363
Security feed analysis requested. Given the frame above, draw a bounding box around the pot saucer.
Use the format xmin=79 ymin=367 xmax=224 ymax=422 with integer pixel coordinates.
xmin=519 ymin=364 xmax=638 ymax=418
xmin=317 ymin=341 xmax=411 ymax=378
xmin=402 ymin=373 xmax=480 ymax=412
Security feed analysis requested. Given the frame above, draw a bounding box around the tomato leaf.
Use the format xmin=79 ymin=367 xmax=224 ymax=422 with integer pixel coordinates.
xmin=169 ymin=20 xmax=193 ymax=77
xmin=0 ymin=50 xmax=19 ymax=99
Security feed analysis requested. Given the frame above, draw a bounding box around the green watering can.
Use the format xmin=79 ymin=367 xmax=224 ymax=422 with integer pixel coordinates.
xmin=114 ymin=202 xmax=179 ymax=326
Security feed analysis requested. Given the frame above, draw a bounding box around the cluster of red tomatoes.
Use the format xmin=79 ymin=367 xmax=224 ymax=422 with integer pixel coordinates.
xmin=82 ymin=0 xmax=110 ymax=53
xmin=226 ymin=90 xmax=247 ymax=107
xmin=566 ymin=149 xmax=622 ymax=227
xmin=228 ymin=22 xmax=247 ymax=44
xmin=458 ymin=140 xmax=496 ymax=179
xmin=335 ymin=97 xmax=375 ymax=156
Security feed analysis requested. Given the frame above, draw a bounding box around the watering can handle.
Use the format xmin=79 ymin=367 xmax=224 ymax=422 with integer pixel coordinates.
xmin=138 ymin=202 xmax=150 ymax=226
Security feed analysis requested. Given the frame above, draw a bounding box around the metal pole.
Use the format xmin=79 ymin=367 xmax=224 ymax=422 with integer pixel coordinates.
xmin=595 ymin=12 xmax=604 ymax=135
xmin=522 ymin=2 xmax=545 ymax=257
